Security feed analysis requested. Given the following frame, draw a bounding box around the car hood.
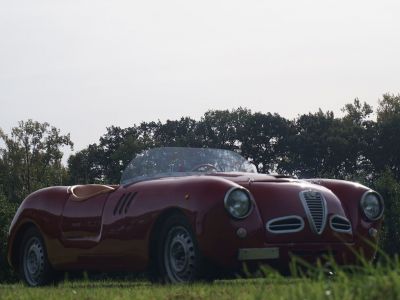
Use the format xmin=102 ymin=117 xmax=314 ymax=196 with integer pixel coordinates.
xmin=206 ymin=172 xmax=294 ymax=183
xmin=210 ymin=172 xmax=354 ymax=244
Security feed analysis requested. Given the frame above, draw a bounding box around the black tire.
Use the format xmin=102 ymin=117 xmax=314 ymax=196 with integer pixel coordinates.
xmin=153 ymin=213 xmax=205 ymax=283
xmin=19 ymin=227 xmax=57 ymax=286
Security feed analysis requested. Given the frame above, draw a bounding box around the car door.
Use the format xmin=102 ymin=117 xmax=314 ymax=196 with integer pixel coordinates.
xmin=57 ymin=185 xmax=146 ymax=270
xmin=60 ymin=193 xmax=108 ymax=243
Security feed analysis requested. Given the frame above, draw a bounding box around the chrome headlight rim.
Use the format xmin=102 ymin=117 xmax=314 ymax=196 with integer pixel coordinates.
xmin=224 ymin=187 xmax=254 ymax=220
xmin=360 ymin=190 xmax=384 ymax=221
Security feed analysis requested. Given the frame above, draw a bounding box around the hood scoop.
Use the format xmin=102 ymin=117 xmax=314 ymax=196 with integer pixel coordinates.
xmin=300 ymin=190 xmax=328 ymax=235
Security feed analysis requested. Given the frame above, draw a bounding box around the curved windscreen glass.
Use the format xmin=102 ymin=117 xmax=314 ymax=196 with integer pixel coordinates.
xmin=120 ymin=147 xmax=257 ymax=184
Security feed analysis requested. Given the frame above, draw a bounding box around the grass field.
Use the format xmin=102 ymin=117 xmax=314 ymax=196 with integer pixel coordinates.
xmin=1 ymin=265 xmax=400 ymax=300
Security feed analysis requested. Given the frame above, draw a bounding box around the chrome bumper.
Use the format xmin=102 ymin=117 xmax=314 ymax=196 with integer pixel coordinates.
xmin=238 ymin=247 xmax=279 ymax=261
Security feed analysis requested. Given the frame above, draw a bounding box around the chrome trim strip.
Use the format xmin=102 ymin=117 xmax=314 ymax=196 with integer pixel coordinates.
xmin=299 ymin=190 xmax=328 ymax=235
xmin=238 ymin=247 xmax=279 ymax=261
xmin=266 ymin=215 xmax=305 ymax=234
xmin=329 ymin=214 xmax=352 ymax=233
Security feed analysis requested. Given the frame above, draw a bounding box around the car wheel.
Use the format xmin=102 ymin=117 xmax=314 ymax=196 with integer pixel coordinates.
xmin=156 ymin=214 xmax=203 ymax=283
xmin=19 ymin=227 xmax=56 ymax=286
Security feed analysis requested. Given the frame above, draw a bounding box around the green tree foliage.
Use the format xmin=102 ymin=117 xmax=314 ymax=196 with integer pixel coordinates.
xmin=67 ymin=144 xmax=104 ymax=184
xmin=283 ymin=110 xmax=348 ymax=177
xmin=373 ymin=170 xmax=400 ymax=256
xmin=195 ymin=108 xmax=251 ymax=149
xmin=240 ymin=112 xmax=294 ymax=173
xmin=153 ymin=118 xmax=200 ymax=147
xmin=373 ymin=94 xmax=400 ymax=179
xmin=68 ymin=125 xmax=154 ymax=184
xmin=281 ymin=99 xmax=375 ymax=179
xmin=67 ymin=108 xmax=296 ymax=181
xmin=0 ymin=194 xmax=17 ymax=282
xmin=0 ymin=120 xmax=73 ymax=202
xmin=340 ymin=99 xmax=376 ymax=179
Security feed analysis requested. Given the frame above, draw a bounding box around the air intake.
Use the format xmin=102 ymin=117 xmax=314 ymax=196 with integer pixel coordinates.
xmin=330 ymin=215 xmax=352 ymax=233
xmin=266 ymin=216 xmax=304 ymax=234
xmin=300 ymin=191 xmax=327 ymax=235
xmin=113 ymin=192 xmax=137 ymax=215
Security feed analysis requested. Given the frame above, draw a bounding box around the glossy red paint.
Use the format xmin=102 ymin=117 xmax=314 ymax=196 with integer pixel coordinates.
xmin=7 ymin=173 xmax=383 ymax=275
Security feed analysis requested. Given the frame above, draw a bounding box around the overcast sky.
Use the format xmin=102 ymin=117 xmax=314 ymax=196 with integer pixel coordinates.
xmin=0 ymin=0 xmax=399 ymax=157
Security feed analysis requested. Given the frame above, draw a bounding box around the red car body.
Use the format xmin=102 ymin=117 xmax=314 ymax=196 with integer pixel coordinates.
xmin=7 ymin=148 xmax=384 ymax=284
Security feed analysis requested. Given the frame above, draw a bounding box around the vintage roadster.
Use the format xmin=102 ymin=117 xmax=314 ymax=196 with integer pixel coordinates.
xmin=7 ymin=147 xmax=384 ymax=286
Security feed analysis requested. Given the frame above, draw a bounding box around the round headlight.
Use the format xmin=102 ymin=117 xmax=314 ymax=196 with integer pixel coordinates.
xmin=224 ymin=188 xmax=253 ymax=219
xmin=360 ymin=191 xmax=384 ymax=221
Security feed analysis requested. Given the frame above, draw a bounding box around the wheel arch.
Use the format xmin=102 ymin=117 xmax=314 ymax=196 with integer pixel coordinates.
xmin=148 ymin=207 xmax=191 ymax=266
xmin=9 ymin=221 xmax=40 ymax=270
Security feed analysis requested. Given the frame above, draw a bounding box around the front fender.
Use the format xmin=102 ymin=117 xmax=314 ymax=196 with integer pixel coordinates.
xmin=305 ymin=179 xmax=383 ymax=258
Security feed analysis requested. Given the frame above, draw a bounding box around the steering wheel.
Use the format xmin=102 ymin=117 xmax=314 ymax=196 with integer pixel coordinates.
xmin=191 ymin=164 xmax=219 ymax=172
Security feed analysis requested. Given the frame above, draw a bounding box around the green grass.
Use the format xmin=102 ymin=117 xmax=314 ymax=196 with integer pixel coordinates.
xmin=1 ymin=267 xmax=400 ymax=300
xmin=1 ymin=252 xmax=400 ymax=300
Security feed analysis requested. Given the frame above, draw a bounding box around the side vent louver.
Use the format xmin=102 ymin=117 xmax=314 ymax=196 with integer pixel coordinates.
xmin=266 ymin=216 xmax=304 ymax=234
xmin=300 ymin=190 xmax=327 ymax=235
xmin=114 ymin=192 xmax=137 ymax=215
xmin=330 ymin=215 xmax=352 ymax=233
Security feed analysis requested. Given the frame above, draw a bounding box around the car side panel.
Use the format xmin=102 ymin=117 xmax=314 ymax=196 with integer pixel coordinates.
xmin=45 ymin=176 xmax=238 ymax=271
xmin=7 ymin=187 xmax=69 ymax=268
xmin=96 ymin=176 xmax=239 ymax=271
xmin=60 ymin=194 xmax=108 ymax=240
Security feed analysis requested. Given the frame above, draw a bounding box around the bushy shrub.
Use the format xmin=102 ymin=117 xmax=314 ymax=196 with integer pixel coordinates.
xmin=0 ymin=193 xmax=18 ymax=282
xmin=373 ymin=170 xmax=400 ymax=256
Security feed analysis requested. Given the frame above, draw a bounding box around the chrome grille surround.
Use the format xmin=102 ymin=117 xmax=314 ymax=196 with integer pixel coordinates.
xmin=299 ymin=190 xmax=327 ymax=235
xmin=330 ymin=215 xmax=352 ymax=233
xmin=266 ymin=216 xmax=304 ymax=234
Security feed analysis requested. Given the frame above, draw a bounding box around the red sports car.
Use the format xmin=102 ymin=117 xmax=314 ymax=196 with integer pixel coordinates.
xmin=7 ymin=147 xmax=384 ymax=286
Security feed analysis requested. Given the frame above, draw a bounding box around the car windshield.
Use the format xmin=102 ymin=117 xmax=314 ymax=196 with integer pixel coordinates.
xmin=120 ymin=147 xmax=257 ymax=185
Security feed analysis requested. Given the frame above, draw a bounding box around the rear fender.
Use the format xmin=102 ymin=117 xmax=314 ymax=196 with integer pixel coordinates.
xmin=7 ymin=186 xmax=70 ymax=269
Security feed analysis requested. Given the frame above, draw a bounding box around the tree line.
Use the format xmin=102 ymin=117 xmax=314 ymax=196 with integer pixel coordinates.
xmin=1 ymin=93 xmax=400 ymax=281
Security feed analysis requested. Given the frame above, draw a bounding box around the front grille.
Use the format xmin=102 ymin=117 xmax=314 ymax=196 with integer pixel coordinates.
xmin=330 ymin=215 xmax=352 ymax=233
xmin=266 ymin=216 xmax=304 ymax=234
xmin=300 ymin=191 xmax=327 ymax=235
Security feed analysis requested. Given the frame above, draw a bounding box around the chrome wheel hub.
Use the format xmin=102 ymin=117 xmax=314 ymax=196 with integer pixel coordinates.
xmin=164 ymin=226 xmax=196 ymax=283
xmin=23 ymin=237 xmax=45 ymax=286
